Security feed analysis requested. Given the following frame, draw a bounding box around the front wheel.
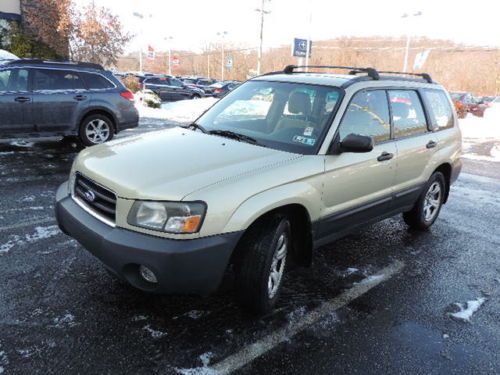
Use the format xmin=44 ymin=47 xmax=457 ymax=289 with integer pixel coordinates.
xmin=79 ymin=114 xmax=114 ymax=146
xmin=191 ymin=94 xmax=201 ymax=100
xmin=235 ymin=215 xmax=291 ymax=314
xmin=403 ymin=172 xmax=445 ymax=230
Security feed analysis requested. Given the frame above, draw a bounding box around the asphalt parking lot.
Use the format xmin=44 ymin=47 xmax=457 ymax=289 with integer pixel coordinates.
xmin=0 ymin=113 xmax=499 ymax=374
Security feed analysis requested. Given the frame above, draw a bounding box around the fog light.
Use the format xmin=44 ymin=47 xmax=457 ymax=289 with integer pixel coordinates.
xmin=139 ymin=265 xmax=158 ymax=284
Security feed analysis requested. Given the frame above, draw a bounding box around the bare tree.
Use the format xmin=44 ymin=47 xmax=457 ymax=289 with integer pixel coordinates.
xmin=71 ymin=3 xmax=131 ymax=67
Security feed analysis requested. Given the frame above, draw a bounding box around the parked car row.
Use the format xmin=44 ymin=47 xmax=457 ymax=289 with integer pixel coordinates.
xmin=450 ymin=91 xmax=498 ymax=119
xmin=115 ymin=71 xmax=241 ymax=101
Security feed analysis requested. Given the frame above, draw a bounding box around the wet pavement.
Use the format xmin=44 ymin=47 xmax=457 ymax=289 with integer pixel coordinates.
xmin=0 ymin=117 xmax=499 ymax=374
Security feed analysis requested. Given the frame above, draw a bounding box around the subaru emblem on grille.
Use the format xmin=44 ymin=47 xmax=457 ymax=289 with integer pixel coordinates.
xmin=84 ymin=190 xmax=96 ymax=202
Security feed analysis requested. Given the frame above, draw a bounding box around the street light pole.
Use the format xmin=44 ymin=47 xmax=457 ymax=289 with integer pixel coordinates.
xmin=217 ymin=31 xmax=227 ymax=80
xmin=402 ymin=11 xmax=422 ymax=72
xmin=133 ymin=11 xmax=152 ymax=73
xmin=255 ymin=0 xmax=270 ymax=76
xmin=164 ymin=36 xmax=173 ymax=75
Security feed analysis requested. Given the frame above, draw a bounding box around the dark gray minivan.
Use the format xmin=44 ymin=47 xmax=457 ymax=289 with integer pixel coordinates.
xmin=0 ymin=60 xmax=139 ymax=145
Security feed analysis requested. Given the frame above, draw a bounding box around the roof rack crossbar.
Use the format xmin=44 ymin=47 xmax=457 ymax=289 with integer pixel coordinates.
xmin=377 ymin=70 xmax=433 ymax=83
xmin=5 ymin=59 xmax=104 ymax=70
xmin=283 ymin=65 xmax=380 ymax=80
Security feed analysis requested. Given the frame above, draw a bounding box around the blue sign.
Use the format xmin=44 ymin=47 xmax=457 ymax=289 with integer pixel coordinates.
xmin=292 ymin=38 xmax=312 ymax=57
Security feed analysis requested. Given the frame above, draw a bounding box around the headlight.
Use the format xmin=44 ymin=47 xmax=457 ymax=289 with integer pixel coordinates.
xmin=127 ymin=201 xmax=206 ymax=234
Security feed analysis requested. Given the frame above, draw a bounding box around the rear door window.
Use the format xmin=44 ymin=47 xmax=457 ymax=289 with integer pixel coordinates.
xmin=339 ymin=90 xmax=391 ymax=144
xmin=423 ymin=90 xmax=454 ymax=130
xmin=388 ymin=90 xmax=428 ymax=138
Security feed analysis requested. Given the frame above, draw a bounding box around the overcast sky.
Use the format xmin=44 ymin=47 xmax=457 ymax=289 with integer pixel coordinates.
xmin=76 ymin=0 xmax=500 ymax=52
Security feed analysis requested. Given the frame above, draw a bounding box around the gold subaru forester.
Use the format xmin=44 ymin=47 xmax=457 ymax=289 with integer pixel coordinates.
xmin=56 ymin=65 xmax=462 ymax=314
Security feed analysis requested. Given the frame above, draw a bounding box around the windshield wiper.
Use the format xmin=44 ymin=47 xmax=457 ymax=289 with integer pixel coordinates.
xmin=185 ymin=122 xmax=208 ymax=133
xmin=209 ymin=129 xmax=258 ymax=145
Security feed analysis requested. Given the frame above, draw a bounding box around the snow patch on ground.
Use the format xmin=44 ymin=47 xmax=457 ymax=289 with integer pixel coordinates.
xmin=25 ymin=225 xmax=60 ymax=242
xmin=175 ymin=352 xmax=217 ymax=375
xmin=346 ymin=267 xmax=359 ymax=275
xmin=53 ymin=313 xmax=77 ymax=328
xmin=143 ymin=324 xmax=167 ymax=339
xmin=449 ymin=297 xmax=486 ymax=322
xmin=1 ymin=225 xmax=61 ymax=254
xmin=131 ymin=314 xmax=148 ymax=322
xmin=184 ymin=310 xmax=208 ymax=320
xmin=0 ymin=345 xmax=8 ymax=374
xmin=459 ymin=116 xmax=500 ymax=162
xmin=137 ymin=98 xmax=217 ymax=124
xmin=354 ymin=274 xmax=385 ymax=285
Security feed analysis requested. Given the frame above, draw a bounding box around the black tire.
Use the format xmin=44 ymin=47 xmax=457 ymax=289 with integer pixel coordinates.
xmin=79 ymin=114 xmax=114 ymax=146
xmin=191 ymin=94 xmax=201 ymax=99
xmin=403 ymin=172 xmax=446 ymax=230
xmin=235 ymin=215 xmax=291 ymax=315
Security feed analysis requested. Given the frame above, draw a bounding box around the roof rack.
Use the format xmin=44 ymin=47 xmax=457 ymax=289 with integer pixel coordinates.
xmin=5 ymin=59 xmax=104 ymax=70
xmin=283 ymin=65 xmax=380 ymax=80
xmin=377 ymin=70 xmax=433 ymax=83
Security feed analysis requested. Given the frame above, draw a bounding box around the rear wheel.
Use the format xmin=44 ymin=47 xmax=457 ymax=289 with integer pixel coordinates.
xmin=403 ymin=172 xmax=445 ymax=230
xmin=191 ymin=94 xmax=201 ymax=100
xmin=79 ymin=114 xmax=114 ymax=146
xmin=235 ymin=215 xmax=291 ymax=314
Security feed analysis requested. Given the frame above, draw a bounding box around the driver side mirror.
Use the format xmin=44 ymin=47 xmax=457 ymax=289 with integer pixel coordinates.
xmin=339 ymin=133 xmax=374 ymax=153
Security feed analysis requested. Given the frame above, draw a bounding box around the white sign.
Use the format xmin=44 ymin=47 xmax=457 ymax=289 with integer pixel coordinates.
xmin=414 ymin=50 xmax=431 ymax=70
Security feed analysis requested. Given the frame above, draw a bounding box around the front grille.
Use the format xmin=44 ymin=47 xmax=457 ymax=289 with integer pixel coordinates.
xmin=74 ymin=173 xmax=116 ymax=222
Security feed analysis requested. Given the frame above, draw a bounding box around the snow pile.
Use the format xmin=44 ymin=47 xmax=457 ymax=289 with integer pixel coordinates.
xmin=137 ymin=98 xmax=217 ymax=124
xmin=459 ymin=116 xmax=500 ymax=163
xmin=449 ymin=297 xmax=486 ymax=322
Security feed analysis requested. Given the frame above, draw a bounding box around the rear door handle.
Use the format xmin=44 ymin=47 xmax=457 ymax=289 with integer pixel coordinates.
xmin=74 ymin=95 xmax=87 ymax=101
xmin=14 ymin=96 xmax=31 ymax=103
xmin=377 ymin=152 xmax=394 ymax=162
xmin=426 ymin=140 xmax=437 ymax=149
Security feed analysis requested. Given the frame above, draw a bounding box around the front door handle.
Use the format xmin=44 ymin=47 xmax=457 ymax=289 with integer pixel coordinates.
xmin=74 ymin=95 xmax=87 ymax=101
xmin=377 ymin=152 xmax=394 ymax=162
xmin=14 ymin=96 xmax=31 ymax=103
xmin=426 ymin=140 xmax=437 ymax=149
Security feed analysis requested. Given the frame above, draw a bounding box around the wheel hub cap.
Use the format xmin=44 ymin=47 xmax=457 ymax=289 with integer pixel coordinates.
xmin=268 ymin=233 xmax=287 ymax=299
xmin=86 ymin=119 xmax=110 ymax=144
xmin=423 ymin=181 xmax=441 ymax=222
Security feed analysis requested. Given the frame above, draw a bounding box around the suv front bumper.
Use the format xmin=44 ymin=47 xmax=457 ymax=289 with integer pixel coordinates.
xmin=55 ymin=183 xmax=242 ymax=295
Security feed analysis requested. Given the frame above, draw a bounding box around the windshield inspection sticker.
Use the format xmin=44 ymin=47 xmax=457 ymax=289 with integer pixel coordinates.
xmin=293 ymin=135 xmax=316 ymax=146
xmin=303 ymin=127 xmax=314 ymax=136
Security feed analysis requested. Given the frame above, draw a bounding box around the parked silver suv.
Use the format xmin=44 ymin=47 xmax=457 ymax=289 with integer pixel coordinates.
xmin=56 ymin=65 xmax=462 ymax=314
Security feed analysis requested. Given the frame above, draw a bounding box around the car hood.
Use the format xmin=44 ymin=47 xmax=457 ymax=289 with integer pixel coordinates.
xmin=74 ymin=127 xmax=302 ymax=201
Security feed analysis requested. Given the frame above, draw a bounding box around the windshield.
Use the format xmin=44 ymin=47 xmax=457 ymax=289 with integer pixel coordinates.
xmin=197 ymin=80 xmax=342 ymax=154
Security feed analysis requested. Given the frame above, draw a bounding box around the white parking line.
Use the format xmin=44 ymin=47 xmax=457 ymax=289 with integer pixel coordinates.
xmin=208 ymin=260 xmax=404 ymax=375
xmin=0 ymin=217 xmax=55 ymax=232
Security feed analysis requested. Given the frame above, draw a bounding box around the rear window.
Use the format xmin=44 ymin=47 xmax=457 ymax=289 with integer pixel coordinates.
xmin=80 ymin=72 xmax=114 ymax=89
xmin=423 ymin=90 xmax=454 ymax=130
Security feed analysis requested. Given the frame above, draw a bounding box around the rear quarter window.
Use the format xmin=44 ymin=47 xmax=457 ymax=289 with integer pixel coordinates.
xmin=423 ymin=90 xmax=454 ymax=130
xmin=81 ymin=72 xmax=114 ymax=89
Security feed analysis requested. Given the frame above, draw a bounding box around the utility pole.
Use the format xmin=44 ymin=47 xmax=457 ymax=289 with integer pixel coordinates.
xmin=401 ymin=11 xmax=422 ymax=72
xmin=255 ymin=0 xmax=270 ymax=76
